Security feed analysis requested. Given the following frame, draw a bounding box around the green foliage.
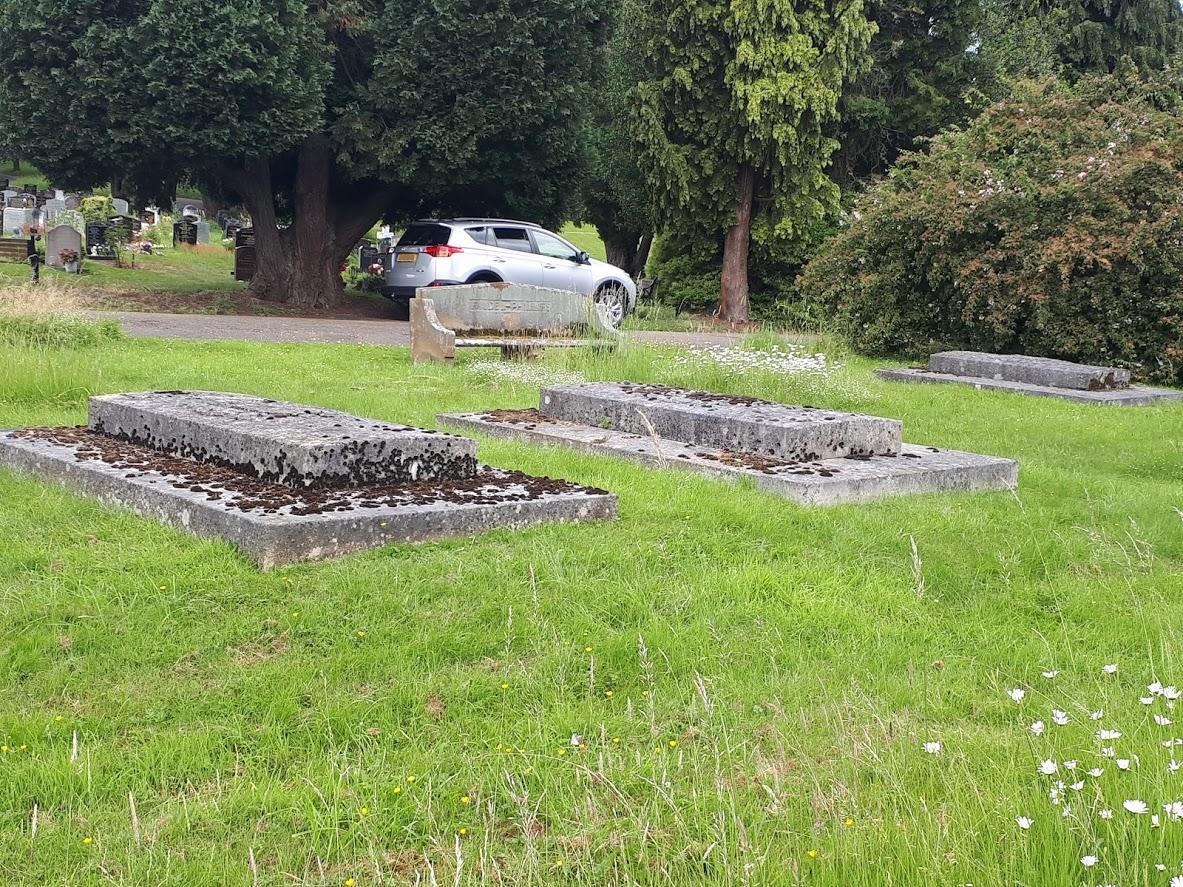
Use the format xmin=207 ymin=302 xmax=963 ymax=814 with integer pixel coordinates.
xmin=831 ymin=0 xmax=990 ymax=186
xmin=79 ymin=196 xmax=114 ymax=224
xmin=799 ymin=76 xmax=1183 ymax=384
xmin=632 ymin=0 xmax=875 ymax=247
xmin=981 ymin=0 xmax=1183 ymax=79
xmin=0 ymin=314 xmax=121 ymax=349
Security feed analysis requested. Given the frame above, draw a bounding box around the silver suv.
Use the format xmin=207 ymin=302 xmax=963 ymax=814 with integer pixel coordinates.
xmin=382 ymin=219 xmax=637 ymax=327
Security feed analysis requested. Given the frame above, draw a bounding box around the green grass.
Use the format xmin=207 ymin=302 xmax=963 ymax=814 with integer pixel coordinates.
xmin=560 ymin=223 xmax=608 ymax=262
xmin=2 ymin=328 xmax=1181 ymax=884
xmin=0 ymin=244 xmax=242 ymax=295
xmin=0 ymin=162 xmax=49 ymax=190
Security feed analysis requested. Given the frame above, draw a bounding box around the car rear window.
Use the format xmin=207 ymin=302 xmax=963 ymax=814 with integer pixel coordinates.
xmin=397 ymin=224 xmax=451 ymax=247
xmin=465 ymin=226 xmax=491 ymax=246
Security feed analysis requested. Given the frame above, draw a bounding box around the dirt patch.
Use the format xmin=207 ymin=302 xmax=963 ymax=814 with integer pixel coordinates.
xmin=233 ymin=635 xmax=289 ymax=667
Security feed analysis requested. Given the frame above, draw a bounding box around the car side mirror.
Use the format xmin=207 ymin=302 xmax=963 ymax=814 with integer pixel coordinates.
xmin=575 ymin=250 xmax=590 ymax=265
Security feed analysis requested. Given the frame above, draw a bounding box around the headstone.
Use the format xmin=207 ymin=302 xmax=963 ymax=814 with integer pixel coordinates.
xmin=140 ymin=208 xmax=160 ymax=226
xmin=89 ymin=392 xmax=479 ymax=488
xmin=196 ymin=221 xmax=210 ymax=244
xmin=46 ymin=225 xmax=83 ymax=269
xmin=85 ymin=221 xmax=112 ymax=258
xmin=3 ymin=207 xmax=32 ymax=235
xmin=0 ymin=178 xmax=8 ymax=190
xmin=224 ymin=221 xmax=243 ymax=242
xmin=234 ymin=228 xmax=256 ymax=281
xmin=0 ymin=392 xmax=615 ymax=567
xmin=22 ymin=184 xmax=36 ymax=194
xmin=928 ymin=351 xmax=1130 ymax=391
xmin=1 ymin=190 xmax=15 ymax=201
xmin=173 ymin=219 xmax=198 ymax=246
xmin=63 ymin=195 xmax=81 ymax=210
xmin=42 ymin=199 xmax=66 ymax=225
xmin=108 ymin=215 xmax=141 ymax=237
xmin=111 ymin=198 xmax=130 ymax=215
xmin=359 ymin=243 xmax=380 ymax=270
xmin=180 ymin=203 xmax=200 ymax=220
xmin=540 ymin=382 xmax=902 ymax=462
xmin=8 ymin=194 xmax=35 ymax=209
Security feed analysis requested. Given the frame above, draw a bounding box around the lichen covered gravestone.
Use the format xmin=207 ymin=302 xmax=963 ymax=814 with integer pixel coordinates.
xmin=0 ymin=392 xmax=616 ymax=567
xmin=875 ymin=352 xmax=1183 ymax=405
xmin=441 ymin=382 xmax=1018 ymax=506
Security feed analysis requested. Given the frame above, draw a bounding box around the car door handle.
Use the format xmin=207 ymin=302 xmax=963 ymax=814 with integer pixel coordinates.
xmin=494 ymin=257 xmax=506 ymax=263
xmin=544 ymin=264 xmax=557 ymax=269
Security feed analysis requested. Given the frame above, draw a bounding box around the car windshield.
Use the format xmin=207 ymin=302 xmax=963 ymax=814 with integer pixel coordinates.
xmin=397 ymin=224 xmax=451 ymax=247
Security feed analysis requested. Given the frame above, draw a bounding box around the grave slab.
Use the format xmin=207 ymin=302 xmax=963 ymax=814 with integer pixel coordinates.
xmin=928 ymin=351 xmax=1130 ymax=390
xmin=440 ymin=410 xmax=1017 ymax=506
xmin=0 ymin=427 xmax=616 ymax=569
xmin=875 ymin=368 xmax=1183 ymax=406
xmin=89 ymin=391 xmax=477 ymax=488
xmin=539 ymin=382 xmax=901 ymax=461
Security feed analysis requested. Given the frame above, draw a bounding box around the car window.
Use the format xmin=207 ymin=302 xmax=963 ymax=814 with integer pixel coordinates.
xmin=465 ymin=226 xmax=490 ymax=246
xmin=397 ymin=224 xmax=451 ymax=247
xmin=533 ymin=231 xmax=578 ymax=260
xmin=492 ymin=227 xmax=532 ymax=253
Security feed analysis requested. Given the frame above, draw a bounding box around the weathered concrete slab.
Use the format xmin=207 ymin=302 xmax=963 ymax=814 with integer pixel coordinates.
xmin=928 ymin=351 xmax=1130 ymax=391
xmin=0 ymin=427 xmax=616 ymax=568
xmin=440 ymin=410 xmax=1017 ymax=506
xmin=875 ymin=368 xmax=1183 ymax=406
xmin=539 ymin=382 xmax=901 ymax=461
xmin=89 ymin=391 xmax=477 ymax=488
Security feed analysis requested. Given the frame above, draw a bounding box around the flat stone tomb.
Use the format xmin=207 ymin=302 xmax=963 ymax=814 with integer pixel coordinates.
xmin=540 ymin=382 xmax=902 ymax=462
xmin=877 ymin=351 xmax=1183 ymax=406
xmin=442 ymin=382 xmax=1018 ymax=506
xmin=0 ymin=392 xmax=616 ymax=567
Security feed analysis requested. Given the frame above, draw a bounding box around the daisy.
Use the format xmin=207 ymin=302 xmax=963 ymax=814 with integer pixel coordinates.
xmin=1103 ymin=664 xmax=1118 ymax=675
xmin=1070 ymin=781 xmax=1085 ymax=791
xmin=1165 ymin=801 xmax=1183 ymax=820
xmin=1015 ymin=815 xmax=1033 ymax=830
xmin=922 ymin=741 xmax=942 ymax=755
xmin=1088 ymin=768 xmax=1104 ymax=777
xmin=1123 ymin=799 xmax=1149 ymax=814
xmin=1081 ymin=855 xmax=1098 ymax=867
xmin=1116 ymin=759 xmax=1132 ymax=771
xmin=1165 ymin=686 xmax=1181 ymax=700
xmin=1141 ymin=696 xmax=1155 ymax=705
xmin=1150 ymin=681 xmax=1164 ymax=695
xmin=1156 ymin=714 xmax=1174 ymax=726
xmin=1052 ymin=710 xmax=1070 ymax=726
xmin=1064 ymin=760 xmax=1078 ymax=770
xmin=1008 ymin=688 xmax=1026 ymax=703
xmin=1038 ymin=759 xmax=1058 ymax=775
xmin=1041 ymin=670 xmax=1059 ymax=679
xmin=1099 ymin=808 xmax=1114 ymax=820
xmin=1152 ymin=814 xmax=1161 ymax=827
xmin=1030 ymin=720 xmax=1046 ymax=736
xmin=1172 ymin=877 xmax=1183 ymax=887
xmin=1171 ymin=760 xmax=1182 ymax=773
xmin=1102 ymin=747 xmax=1116 ymax=758
xmin=1096 ymin=729 xmax=1121 ymax=741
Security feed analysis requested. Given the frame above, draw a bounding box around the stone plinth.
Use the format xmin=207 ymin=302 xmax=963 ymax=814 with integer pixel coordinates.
xmin=928 ymin=351 xmax=1130 ymax=391
xmin=89 ymin=391 xmax=477 ymax=488
xmin=540 ymin=382 xmax=901 ymax=461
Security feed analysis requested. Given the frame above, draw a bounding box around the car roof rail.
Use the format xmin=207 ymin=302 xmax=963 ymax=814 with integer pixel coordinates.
xmin=417 ymin=217 xmax=543 ymax=228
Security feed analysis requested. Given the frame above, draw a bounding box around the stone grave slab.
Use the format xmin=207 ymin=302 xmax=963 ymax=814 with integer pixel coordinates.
xmin=89 ymin=391 xmax=477 ymax=488
xmin=540 ymin=382 xmax=901 ymax=461
xmin=440 ymin=410 xmax=1018 ymax=507
xmin=876 ymin=351 xmax=1183 ymax=406
xmin=0 ymin=392 xmax=616 ymax=567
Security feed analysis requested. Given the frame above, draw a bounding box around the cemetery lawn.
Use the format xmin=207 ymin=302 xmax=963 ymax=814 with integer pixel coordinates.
xmin=1 ymin=332 xmax=1182 ymax=885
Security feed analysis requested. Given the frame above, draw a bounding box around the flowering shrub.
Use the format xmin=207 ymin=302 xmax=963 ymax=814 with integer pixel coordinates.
xmin=798 ymin=76 xmax=1183 ymax=384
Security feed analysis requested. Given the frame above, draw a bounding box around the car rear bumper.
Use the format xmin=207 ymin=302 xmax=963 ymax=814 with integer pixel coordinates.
xmin=382 ymin=281 xmax=462 ymax=300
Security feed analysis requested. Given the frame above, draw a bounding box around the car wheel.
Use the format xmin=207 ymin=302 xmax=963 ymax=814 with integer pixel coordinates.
xmin=594 ymin=282 xmax=628 ymax=329
xmin=466 ymin=273 xmax=502 ymax=285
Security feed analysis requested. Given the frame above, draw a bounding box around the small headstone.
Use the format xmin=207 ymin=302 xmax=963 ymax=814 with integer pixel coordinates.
xmin=1 ymin=190 xmax=15 ymax=200
xmin=63 ymin=195 xmax=81 ymax=210
xmin=22 ymin=184 xmax=36 ymax=194
xmin=3 ymin=207 xmax=33 ymax=236
xmin=234 ymin=228 xmax=256 ymax=281
xmin=111 ymin=198 xmax=130 ymax=215
xmin=173 ymin=219 xmax=198 ymax=246
xmin=359 ymin=243 xmax=380 ymax=270
xmin=46 ymin=225 xmax=83 ymax=269
xmin=196 ymin=221 xmax=210 ymax=244
xmin=85 ymin=221 xmax=112 ymax=258
xmin=0 ymin=178 xmax=8 ymax=190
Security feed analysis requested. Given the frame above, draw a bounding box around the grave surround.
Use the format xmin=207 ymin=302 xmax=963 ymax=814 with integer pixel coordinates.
xmin=876 ymin=351 xmax=1183 ymax=405
xmin=0 ymin=392 xmax=616 ymax=567
xmin=442 ymin=382 xmax=1018 ymax=506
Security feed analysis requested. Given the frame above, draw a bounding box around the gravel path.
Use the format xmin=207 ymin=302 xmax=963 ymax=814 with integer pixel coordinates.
xmin=88 ymin=310 xmax=748 ymax=349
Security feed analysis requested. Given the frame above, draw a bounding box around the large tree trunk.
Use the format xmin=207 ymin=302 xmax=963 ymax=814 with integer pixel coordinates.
xmin=718 ymin=163 xmax=754 ymax=324
xmin=603 ymin=230 xmax=655 ymax=278
xmin=217 ymin=136 xmax=392 ymax=309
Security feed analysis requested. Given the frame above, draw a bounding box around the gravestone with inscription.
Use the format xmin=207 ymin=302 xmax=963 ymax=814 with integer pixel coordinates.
xmin=3 ymin=207 xmax=32 ymax=235
xmin=173 ymin=219 xmax=198 ymax=246
xmin=234 ymin=228 xmax=256 ymax=281
xmin=46 ymin=224 xmax=83 ymax=269
xmin=85 ymin=221 xmax=112 ymax=258
xmin=111 ymin=198 xmax=130 ymax=215
xmin=0 ymin=391 xmax=616 ymax=567
xmin=196 ymin=221 xmax=210 ymax=244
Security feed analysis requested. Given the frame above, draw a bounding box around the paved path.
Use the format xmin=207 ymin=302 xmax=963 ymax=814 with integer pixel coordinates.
xmin=89 ymin=310 xmax=747 ymax=349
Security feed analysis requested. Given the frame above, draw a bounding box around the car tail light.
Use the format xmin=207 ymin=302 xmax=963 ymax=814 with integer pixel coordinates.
xmin=424 ymin=244 xmax=462 ymax=258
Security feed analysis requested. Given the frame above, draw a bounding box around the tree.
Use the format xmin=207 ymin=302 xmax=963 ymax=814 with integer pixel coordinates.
xmin=831 ymin=0 xmax=987 ymax=188
xmin=632 ymin=0 xmax=875 ymax=323
xmin=579 ymin=0 xmax=658 ymax=277
xmin=981 ymin=0 xmax=1183 ymax=79
xmin=0 ymin=0 xmax=607 ymax=308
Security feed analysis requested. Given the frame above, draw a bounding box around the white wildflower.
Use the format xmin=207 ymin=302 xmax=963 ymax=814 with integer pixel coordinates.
xmin=1030 ymin=720 xmax=1046 ymax=736
xmin=1052 ymin=710 xmax=1070 ymax=726
xmin=1015 ymin=815 xmax=1033 ymax=830
xmin=1008 ymin=688 xmax=1026 ymax=703
xmin=1038 ymin=759 xmax=1058 ymax=775
xmin=923 ymin=741 xmax=942 ymax=755
xmin=1123 ymin=799 xmax=1149 ymax=814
